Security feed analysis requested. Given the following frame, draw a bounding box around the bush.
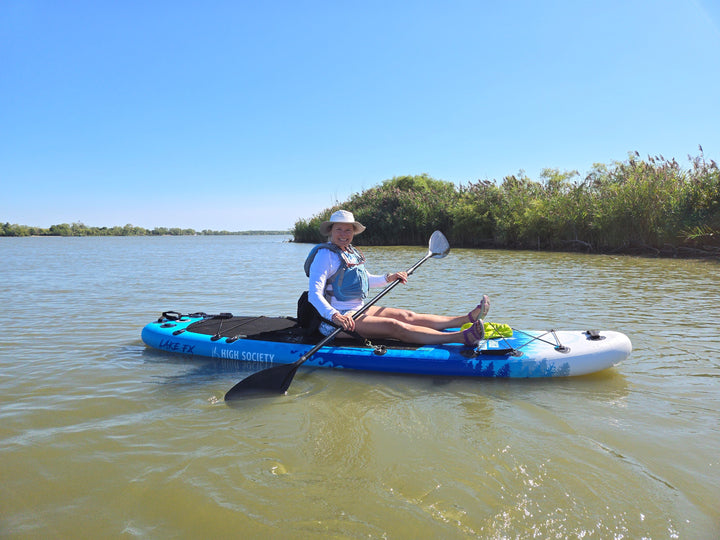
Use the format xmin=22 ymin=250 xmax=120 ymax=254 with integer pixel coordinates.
xmin=293 ymin=149 xmax=720 ymax=258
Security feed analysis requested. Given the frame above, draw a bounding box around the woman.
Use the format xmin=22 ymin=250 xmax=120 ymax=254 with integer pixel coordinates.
xmin=305 ymin=209 xmax=489 ymax=346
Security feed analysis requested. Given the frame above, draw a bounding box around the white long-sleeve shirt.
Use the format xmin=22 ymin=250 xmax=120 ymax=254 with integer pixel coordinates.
xmin=307 ymin=247 xmax=388 ymax=321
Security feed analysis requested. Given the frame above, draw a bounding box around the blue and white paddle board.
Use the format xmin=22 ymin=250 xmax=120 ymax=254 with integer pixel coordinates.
xmin=141 ymin=313 xmax=631 ymax=378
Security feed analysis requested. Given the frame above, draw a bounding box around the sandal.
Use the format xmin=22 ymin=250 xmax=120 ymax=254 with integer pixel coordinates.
xmin=468 ymin=295 xmax=490 ymax=323
xmin=462 ymin=319 xmax=485 ymax=347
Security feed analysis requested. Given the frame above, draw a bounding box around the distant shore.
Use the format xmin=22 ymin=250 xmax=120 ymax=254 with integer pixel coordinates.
xmin=0 ymin=222 xmax=290 ymax=237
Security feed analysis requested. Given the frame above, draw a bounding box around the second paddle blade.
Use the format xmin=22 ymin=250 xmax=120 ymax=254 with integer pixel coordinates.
xmin=429 ymin=230 xmax=450 ymax=258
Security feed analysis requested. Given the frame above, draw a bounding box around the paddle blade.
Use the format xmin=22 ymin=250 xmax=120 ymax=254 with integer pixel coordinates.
xmin=224 ymin=362 xmax=301 ymax=401
xmin=429 ymin=230 xmax=450 ymax=258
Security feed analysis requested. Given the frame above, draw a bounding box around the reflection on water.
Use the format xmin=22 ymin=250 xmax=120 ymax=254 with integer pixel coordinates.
xmin=1 ymin=236 xmax=719 ymax=537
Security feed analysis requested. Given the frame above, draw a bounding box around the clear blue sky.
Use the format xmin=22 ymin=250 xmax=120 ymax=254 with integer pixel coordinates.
xmin=2 ymin=0 xmax=719 ymax=231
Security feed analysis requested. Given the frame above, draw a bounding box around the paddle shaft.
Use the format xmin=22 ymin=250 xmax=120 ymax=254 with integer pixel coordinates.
xmin=291 ymin=250 xmax=433 ymax=368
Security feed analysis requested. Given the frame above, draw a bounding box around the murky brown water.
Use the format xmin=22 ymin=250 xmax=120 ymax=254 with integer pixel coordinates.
xmin=1 ymin=236 xmax=718 ymax=538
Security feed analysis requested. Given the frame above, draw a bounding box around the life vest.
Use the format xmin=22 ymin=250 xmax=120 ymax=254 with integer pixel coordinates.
xmin=304 ymin=243 xmax=369 ymax=301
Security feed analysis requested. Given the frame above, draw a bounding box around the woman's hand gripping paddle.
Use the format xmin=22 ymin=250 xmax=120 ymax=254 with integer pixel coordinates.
xmin=224 ymin=231 xmax=450 ymax=401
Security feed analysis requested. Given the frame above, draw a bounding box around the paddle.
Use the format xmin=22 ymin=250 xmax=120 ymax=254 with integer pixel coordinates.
xmin=224 ymin=230 xmax=450 ymax=401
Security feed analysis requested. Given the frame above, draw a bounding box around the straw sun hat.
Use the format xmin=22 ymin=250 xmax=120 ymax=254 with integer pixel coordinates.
xmin=319 ymin=210 xmax=366 ymax=236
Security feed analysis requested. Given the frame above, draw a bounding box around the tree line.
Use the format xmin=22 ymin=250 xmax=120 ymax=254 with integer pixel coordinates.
xmin=0 ymin=222 xmax=289 ymax=237
xmin=293 ymin=149 xmax=719 ymax=258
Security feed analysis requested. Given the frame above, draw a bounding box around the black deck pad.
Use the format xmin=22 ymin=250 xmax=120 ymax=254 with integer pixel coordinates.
xmin=185 ymin=315 xmax=419 ymax=350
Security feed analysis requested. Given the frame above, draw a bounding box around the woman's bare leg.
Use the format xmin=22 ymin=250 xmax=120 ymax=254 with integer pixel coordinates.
xmin=353 ymin=315 xmax=483 ymax=345
xmin=363 ymin=295 xmax=489 ymax=331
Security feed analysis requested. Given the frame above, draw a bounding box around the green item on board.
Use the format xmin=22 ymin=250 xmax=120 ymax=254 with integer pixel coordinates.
xmin=461 ymin=321 xmax=513 ymax=339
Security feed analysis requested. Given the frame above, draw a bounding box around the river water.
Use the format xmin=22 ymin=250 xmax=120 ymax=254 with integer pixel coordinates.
xmin=1 ymin=235 xmax=718 ymax=538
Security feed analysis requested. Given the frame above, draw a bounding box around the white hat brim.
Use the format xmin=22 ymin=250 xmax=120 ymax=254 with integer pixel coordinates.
xmin=319 ymin=220 xmax=366 ymax=236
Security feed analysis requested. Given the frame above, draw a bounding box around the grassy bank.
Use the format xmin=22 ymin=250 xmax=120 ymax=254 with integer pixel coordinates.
xmin=293 ymin=150 xmax=719 ymax=258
